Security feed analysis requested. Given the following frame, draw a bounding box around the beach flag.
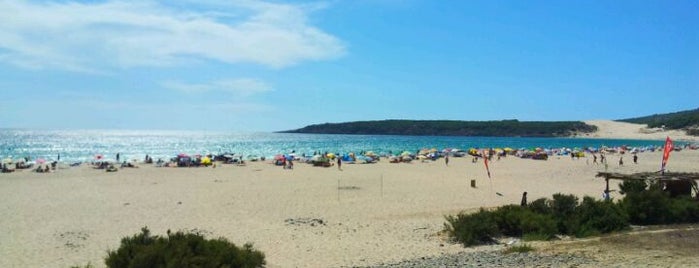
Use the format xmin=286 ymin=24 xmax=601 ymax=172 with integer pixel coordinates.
xmin=661 ymin=136 xmax=673 ymax=173
xmin=483 ymin=150 xmax=491 ymax=178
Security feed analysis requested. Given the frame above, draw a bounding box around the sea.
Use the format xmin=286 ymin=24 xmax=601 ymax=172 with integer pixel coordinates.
xmin=0 ymin=129 xmax=683 ymax=163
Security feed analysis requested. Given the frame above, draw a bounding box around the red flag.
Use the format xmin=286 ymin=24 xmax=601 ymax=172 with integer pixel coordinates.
xmin=483 ymin=150 xmax=491 ymax=178
xmin=661 ymin=136 xmax=673 ymax=172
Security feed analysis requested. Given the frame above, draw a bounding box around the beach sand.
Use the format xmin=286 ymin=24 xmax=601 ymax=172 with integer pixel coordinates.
xmin=2 ymin=120 xmax=698 ymax=267
xmin=1 ymin=147 xmax=698 ymax=267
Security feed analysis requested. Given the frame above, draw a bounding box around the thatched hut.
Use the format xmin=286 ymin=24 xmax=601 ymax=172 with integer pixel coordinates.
xmin=596 ymin=172 xmax=699 ymax=199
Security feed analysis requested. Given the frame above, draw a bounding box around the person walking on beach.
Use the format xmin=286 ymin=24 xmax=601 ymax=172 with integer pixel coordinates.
xmin=520 ymin=192 xmax=528 ymax=207
xmin=116 ymin=153 xmax=120 ymax=162
xmin=633 ymin=154 xmax=638 ymax=164
xmin=592 ymin=154 xmax=597 ymax=164
xmin=337 ymin=157 xmax=342 ymax=171
xmin=57 ymin=153 xmax=60 ymax=161
xmin=619 ymin=156 xmax=623 ymax=166
xmin=445 ymin=154 xmax=449 ymax=166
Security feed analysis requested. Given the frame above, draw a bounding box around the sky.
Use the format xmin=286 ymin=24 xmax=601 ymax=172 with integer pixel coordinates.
xmin=0 ymin=0 xmax=697 ymax=131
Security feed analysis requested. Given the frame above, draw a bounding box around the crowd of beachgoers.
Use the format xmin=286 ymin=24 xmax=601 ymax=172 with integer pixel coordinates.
xmin=2 ymin=142 xmax=697 ymax=174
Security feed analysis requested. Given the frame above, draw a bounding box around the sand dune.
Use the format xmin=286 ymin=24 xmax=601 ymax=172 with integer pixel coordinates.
xmin=583 ymin=120 xmax=697 ymax=141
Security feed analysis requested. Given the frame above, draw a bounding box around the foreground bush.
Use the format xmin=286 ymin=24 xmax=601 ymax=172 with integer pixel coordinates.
xmin=574 ymin=196 xmax=629 ymax=237
xmin=105 ymin=227 xmax=265 ymax=268
xmin=445 ymin=209 xmax=498 ymax=246
xmin=621 ymin=183 xmax=699 ymax=225
xmin=491 ymin=205 xmax=557 ymax=240
xmin=447 ymin=181 xmax=699 ymax=247
xmin=447 ymin=193 xmax=631 ymax=246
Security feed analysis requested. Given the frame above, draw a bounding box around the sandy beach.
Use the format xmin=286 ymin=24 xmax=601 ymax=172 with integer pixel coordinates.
xmin=1 ymin=121 xmax=698 ymax=268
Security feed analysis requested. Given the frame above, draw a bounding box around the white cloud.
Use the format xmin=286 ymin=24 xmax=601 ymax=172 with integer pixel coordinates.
xmin=0 ymin=0 xmax=345 ymax=71
xmin=162 ymin=78 xmax=273 ymax=96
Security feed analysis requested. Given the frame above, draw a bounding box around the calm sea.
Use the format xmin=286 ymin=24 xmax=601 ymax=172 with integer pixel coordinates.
xmin=0 ymin=129 xmax=675 ymax=163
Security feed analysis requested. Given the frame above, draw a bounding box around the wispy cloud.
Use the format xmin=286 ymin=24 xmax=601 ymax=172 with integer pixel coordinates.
xmin=162 ymin=78 xmax=273 ymax=96
xmin=0 ymin=0 xmax=345 ymax=71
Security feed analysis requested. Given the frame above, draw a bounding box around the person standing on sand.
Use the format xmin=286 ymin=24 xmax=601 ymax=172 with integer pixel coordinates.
xmin=520 ymin=192 xmax=527 ymax=207
xmin=337 ymin=157 xmax=342 ymax=171
xmin=445 ymin=154 xmax=449 ymax=166
xmin=633 ymin=154 xmax=638 ymax=164
xmin=116 ymin=153 xmax=120 ymax=162
xmin=619 ymin=156 xmax=623 ymax=166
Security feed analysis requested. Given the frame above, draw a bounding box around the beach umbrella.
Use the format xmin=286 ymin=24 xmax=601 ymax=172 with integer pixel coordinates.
xmin=36 ymin=158 xmax=47 ymax=164
xmin=201 ymin=156 xmax=211 ymax=165
xmin=95 ymin=154 xmax=104 ymax=160
xmin=2 ymin=158 xmax=12 ymax=164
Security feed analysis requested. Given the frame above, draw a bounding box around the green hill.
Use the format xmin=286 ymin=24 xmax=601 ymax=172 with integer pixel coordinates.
xmin=279 ymin=119 xmax=597 ymax=137
xmin=618 ymin=108 xmax=699 ymax=136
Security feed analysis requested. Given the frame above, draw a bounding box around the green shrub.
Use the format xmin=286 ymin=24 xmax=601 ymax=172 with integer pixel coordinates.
xmin=492 ymin=205 xmax=527 ymax=237
xmin=619 ymin=180 xmax=648 ymax=195
xmin=491 ymin=205 xmax=557 ymax=240
xmin=445 ymin=209 xmax=499 ymax=246
xmin=551 ymin=193 xmax=579 ymax=234
xmin=621 ymin=187 xmax=673 ymax=225
xmin=105 ymin=227 xmax=265 ymax=268
xmin=503 ymin=244 xmax=534 ymax=254
xmin=574 ymin=196 xmax=629 ymax=237
xmin=519 ymin=212 xmax=558 ymax=240
xmin=71 ymin=264 xmax=95 ymax=268
xmin=446 ymin=190 xmax=699 ymax=247
xmin=668 ymin=196 xmax=699 ymax=223
xmin=527 ymin=198 xmax=552 ymax=215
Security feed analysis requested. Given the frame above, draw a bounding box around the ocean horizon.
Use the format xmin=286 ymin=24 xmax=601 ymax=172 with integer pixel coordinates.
xmin=0 ymin=129 xmax=680 ymax=163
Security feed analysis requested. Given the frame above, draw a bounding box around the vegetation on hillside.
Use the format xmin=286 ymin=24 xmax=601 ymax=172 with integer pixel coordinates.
xmin=618 ymin=108 xmax=699 ymax=136
xmin=280 ymin=120 xmax=597 ymax=137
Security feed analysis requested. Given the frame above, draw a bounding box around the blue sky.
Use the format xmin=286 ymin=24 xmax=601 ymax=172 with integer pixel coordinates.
xmin=0 ymin=0 xmax=697 ymax=131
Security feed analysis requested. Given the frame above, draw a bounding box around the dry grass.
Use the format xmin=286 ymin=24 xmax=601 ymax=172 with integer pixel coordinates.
xmin=537 ymin=224 xmax=699 ymax=267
